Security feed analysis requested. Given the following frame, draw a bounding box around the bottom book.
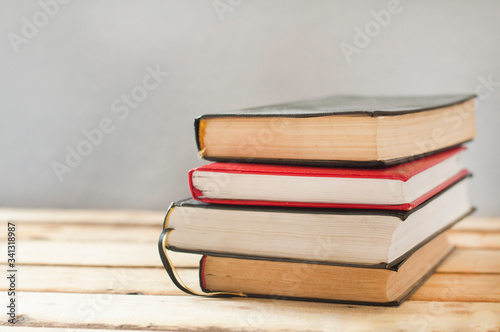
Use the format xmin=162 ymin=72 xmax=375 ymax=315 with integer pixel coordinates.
xmin=199 ymin=232 xmax=453 ymax=306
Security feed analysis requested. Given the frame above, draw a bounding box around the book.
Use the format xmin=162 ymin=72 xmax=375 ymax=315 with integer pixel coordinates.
xmin=189 ymin=147 xmax=467 ymax=210
xmin=164 ymin=176 xmax=472 ymax=267
xmin=195 ymin=94 xmax=476 ymax=166
xmin=199 ymin=232 xmax=453 ymax=305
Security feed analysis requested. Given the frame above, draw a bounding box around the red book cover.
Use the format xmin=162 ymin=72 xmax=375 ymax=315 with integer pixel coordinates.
xmin=188 ymin=147 xmax=468 ymax=211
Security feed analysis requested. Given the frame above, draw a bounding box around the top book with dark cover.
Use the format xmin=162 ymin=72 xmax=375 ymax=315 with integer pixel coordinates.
xmin=195 ymin=94 xmax=476 ymax=167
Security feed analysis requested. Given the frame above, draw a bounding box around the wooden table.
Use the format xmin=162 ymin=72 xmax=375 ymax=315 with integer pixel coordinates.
xmin=0 ymin=209 xmax=499 ymax=331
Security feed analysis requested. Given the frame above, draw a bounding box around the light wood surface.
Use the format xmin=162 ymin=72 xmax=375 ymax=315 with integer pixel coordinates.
xmin=0 ymin=210 xmax=498 ymax=331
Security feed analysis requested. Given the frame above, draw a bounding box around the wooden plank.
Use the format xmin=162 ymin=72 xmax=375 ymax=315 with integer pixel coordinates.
xmin=4 ymin=222 xmax=499 ymax=243
xmin=5 ymin=238 xmax=500 ymax=270
xmin=0 ymin=208 xmax=498 ymax=230
xmin=1 ymin=215 xmax=498 ymax=248
xmin=438 ymin=249 xmax=500 ymax=273
xmin=0 ymin=223 xmax=160 ymax=243
xmin=7 ymin=233 xmax=500 ymax=271
xmin=448 ymin=232 xmax=500 ymax=249
xmin=0 ymin=209 xmax=164 ymax=225
xmin=0 ymin=265 xmax=194 ymax=296
xmin=4 ymin=223 xmax=500 ymax=246
xmin=5 ymin=292 xmax=499 ymax=331
xmin=2 ymin=265 xmax=499 ymax=302
xmin=9 ymin=241 xmax=200 ymax=268
xmin=410 ymin=273 xmax=500 ymax=302
xmin=0 ymin=328 xmax=147 ymax=332
xmin=452 ymin=216 xmax=500 ymax=232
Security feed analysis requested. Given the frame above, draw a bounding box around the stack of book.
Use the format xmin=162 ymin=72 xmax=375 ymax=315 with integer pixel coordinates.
xmin=158 ymin=94 xmax=476 ymax=305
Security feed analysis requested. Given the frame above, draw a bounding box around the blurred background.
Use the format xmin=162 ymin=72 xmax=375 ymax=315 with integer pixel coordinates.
xmin=1 ymin=0 xmax=499 ymax=215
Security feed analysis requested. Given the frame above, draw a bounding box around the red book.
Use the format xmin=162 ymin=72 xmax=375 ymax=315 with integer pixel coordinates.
xmin=189 ymin=147 xmax=468 ymax=210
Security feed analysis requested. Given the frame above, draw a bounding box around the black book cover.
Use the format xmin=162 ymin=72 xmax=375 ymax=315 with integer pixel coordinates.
xmin=194 ymin=94 xmax=476 ymax=167
xmin=161 ymin=175 xmax=473 ymax=270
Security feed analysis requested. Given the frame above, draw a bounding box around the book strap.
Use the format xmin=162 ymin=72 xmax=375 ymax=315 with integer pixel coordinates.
xmin=158 ymin=228 xmax=247 ymax=298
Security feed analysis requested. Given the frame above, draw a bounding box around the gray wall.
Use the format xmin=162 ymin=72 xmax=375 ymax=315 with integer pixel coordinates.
xmin=1 ymin=0 xmax=499 ymax=215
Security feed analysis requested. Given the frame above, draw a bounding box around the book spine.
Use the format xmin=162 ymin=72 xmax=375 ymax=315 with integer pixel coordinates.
xmin=188 ymin=168 xmax=204 ymax=200
xmin=194 ymin=117 xmax=204 ymax=156
xmin=199 ymin=256 xmax=209 ymax=293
